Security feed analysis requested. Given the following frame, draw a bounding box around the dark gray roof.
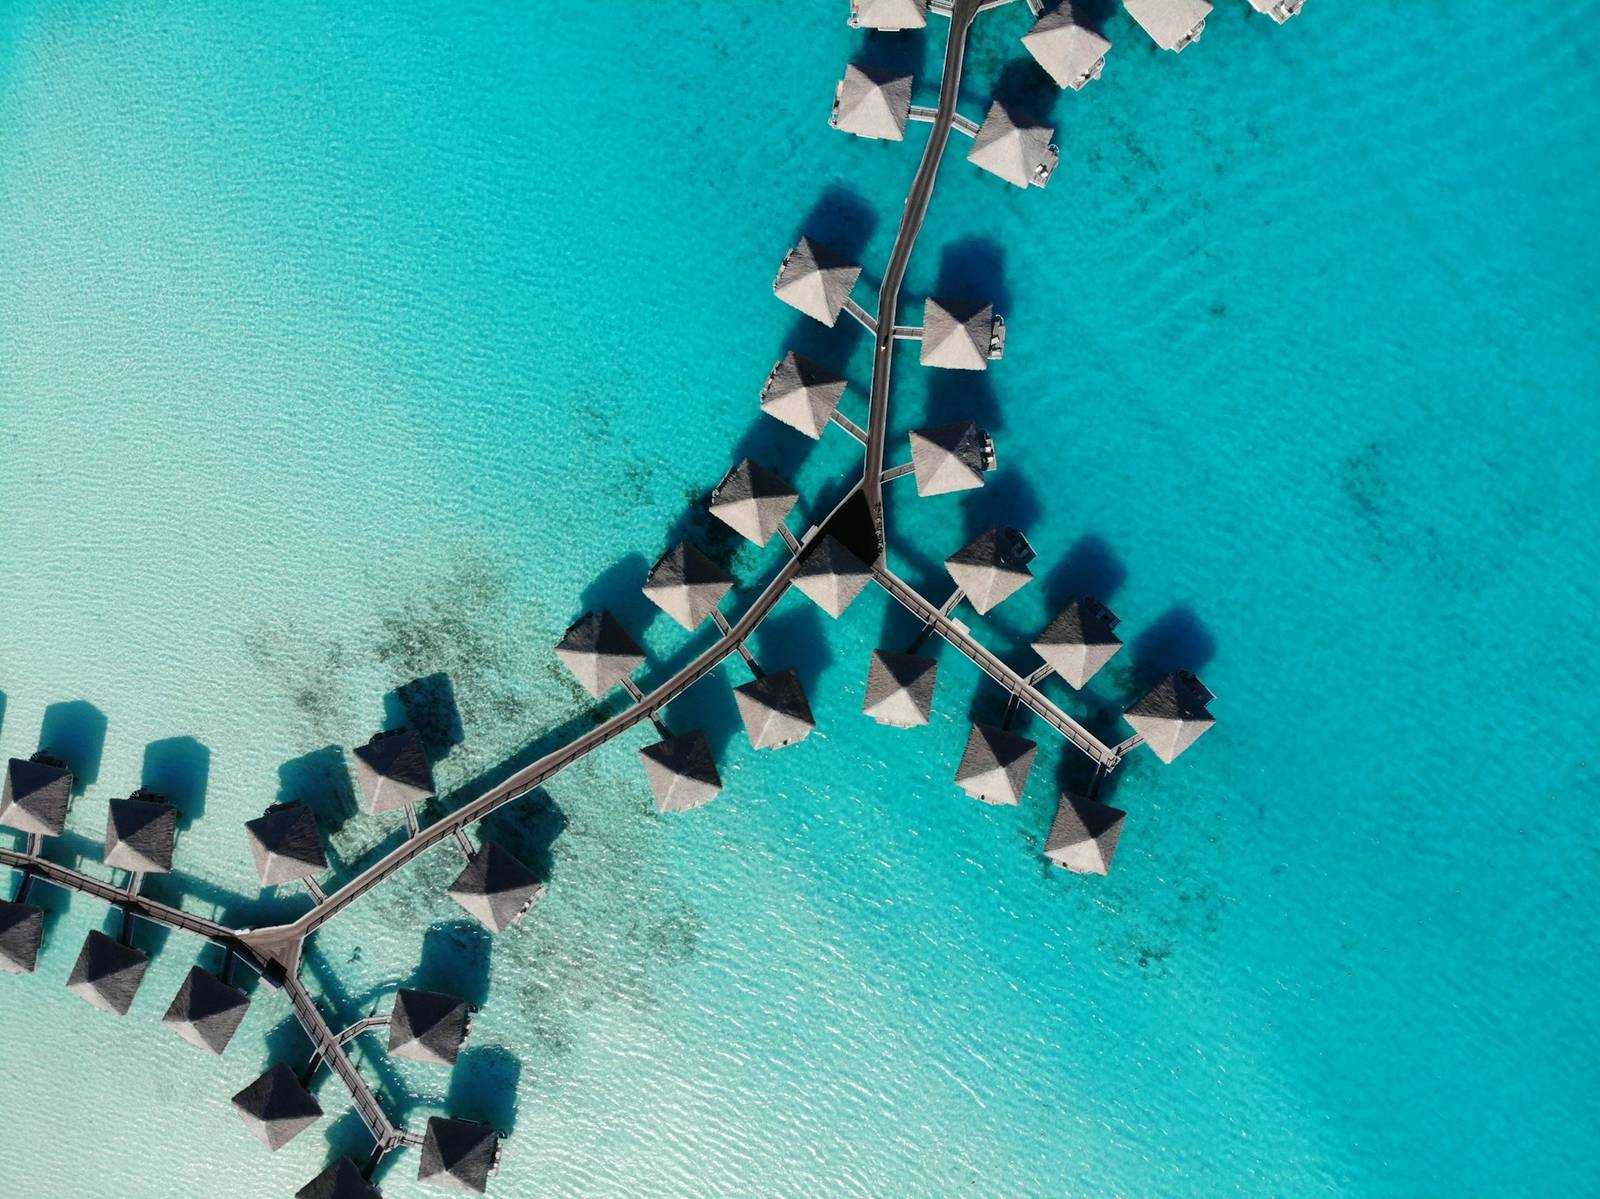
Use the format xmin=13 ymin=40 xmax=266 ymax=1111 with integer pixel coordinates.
xmin=967 ymin=101 xmax=1058 ymax=189
xmin=831 ymin=63 xmax=913 ymax=141
xmin=945 ymin=528 xmax=1035 ymax=615
xmin=448 ymin=842 xmax=545 ymax=934
xmin=1 ymin=754 xmax=73 ymax=837
xmin=352 ymin=727 xmax=436 ymax=815
xmin=921 ymin=297 xmax=997 ymax=371
xmin=555 ymin=610 xmax=646 ymax=698
xmin=709 ymin=459 xmax=799 ymax=548
xmin=1124 ymin=671 xmax=1215 ymax=763
xmin=863 ymin=651 xmax=938 ymax=728
xmin=163 ymin=965 xmax=250 ymax=1054
xmin=390 ymin=988 xmax=471 ymax=1066
xmin=908 ymin=422 xmax=991 ymax=496
xmin=1022 ymin=4 xmax=1112 ymax=90
xmin=104 ymin=795 xmax=177 ymax=874
xmin=639 ymin=730 xmax=723 ymax=814
xmin=0 ymin=900 xmax=44 ymax=974
xmin=419 ymin=1117 xmax=500 ymax=1194
xmin=1031 ymin=597 xmax=1123 ymax=689
xmin=773 ymin=237 xmax=862 ymax=327
xmin=296 ymin=1158 xmax=382 ymax=1199
xmin=761 ymin=351 xmax=847 ymax=439
xmin=733 ymin=669 xmax=816 ymax=750
xmin=955 ymin=724 xmax=1038 ymax=806
xmin=1125 ymin=0 xmax=1211 ymax=51
xmin=851 ymin=0 xmax=928 ymax=29
xmin=1044 ymin=794 xmax=1126 ymax=874
xmin=643 ymin=542 xmax=733 ymax=631
xmin=245 ymin=803 xmax=328 ymax=887
xmin=794 ymin=534 xmax=874 ymax=618
xmin=232 ymin=1063 xmax=323 ymax=1151
xmin=65 ymin=930 xmax=149 ymax=1016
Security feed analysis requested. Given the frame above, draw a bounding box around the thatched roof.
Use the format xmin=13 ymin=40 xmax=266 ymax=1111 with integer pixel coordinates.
xmin=296 ymin=1158 xmax=382 ymax=1199
xmin=419 ymin=1117 xmax=500 ymax=1194
xmin=0 ymin=900 xmax=44 ymax=974
xmin=1043 ymin=793 xmax=1126 ymax=874
xmin=794 ymin=534 xmax=874 ymax=618
xmin=232 ymin=1063 xmax=323 ymax=1151
xmin=851 ymin=0 xmax=928 ymax=30
xmin=761 ymin=351 xmax=847 ymax=440
xmin=390 ymin=988 xmax=471 ymax=1066
xmin=1125 ymin=0 xmax=1211 ymax=51
xmin=863 ymin=650 xmax=938 ymax=728
xmin=921 ymin=297 xmax=998 ymax=371
xmin=968 ymin=101 xmax=1058 ymax=189
xmin=831 ymin=63 xmax=913 ymax=141
xmin=104 ymin=794 xmax=177 ymax=874
xmin=733 ymin=669 xmax=816 ymax=750
xmin=448 ymin=841 xmax=545 ymax=934
xmin=709 ymin=459 xmax=799 ymax=548
xmin=908 ymin=422 xmax=991 ymax=496
xmin=774 ymin=237 xmax=862 ymax=327
xmin=954 ymin=724 xmax=1038 ymax=805
xmin=1123 ymin=671 xmax=1215 ymax=763
xmin=639 ymin=730 xmax=724 ymax=814
xmin=1022 ymin=4 xmax=1111 ymax=90
xmin=1248 ymin=0 xmax=1304 ymax=22
xmin=555 ymin=610 xmax=646 ymax=698
xmin=163 ymin=965 xmax=250 ymax=1054
xmin=1 ymin=754 xmax=73 ymax=838
xmin=644 ymin=542 xmax=733 ymax=631
xmin=1031 ymin=597 xmax=1123 ymax=689
xmin=65 ymin=930 xmax=148 ymax=1016
xmin=245 ymin=802 xmax=328 ymax=887
xmin=352 ymin=727 xmax=436 ymax=815
xmin=945 ymin=527 xmax=1035 ymax=614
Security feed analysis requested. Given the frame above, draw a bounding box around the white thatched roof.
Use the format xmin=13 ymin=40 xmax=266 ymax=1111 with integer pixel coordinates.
xmin=1123 ymin=671 xmax=1215 ymax=763
xmin=774 ymin=237 xmax=862 ymax=327
xmin=639 ymin=730 xmax=724 ymax=813
xmin=644 ymin=542 xmax=733 ymax=631
xmin=1 ymin=754 xmax=73 ymax=838
xmin=709 ymin=459 xmax=799 ymax=547
xmin=1248 ymin=0 xmax=1303 ymax=23
xmin=831 ymin=63 xmax=913 ymax=141
xmin=954 ymin=724 xmax=1038 ymax=806
xmin=419 ymin=1118 xmax=501 ymax=1194
xmin=448 ymin=842 xmax=545 ymax=933
xmin=921 ymin=297 xmax=998 ymax=371
xmin=390 ymin=988 xmax=471 ymax=1066
xmin=164 ymin=965 xmax=251 ymax=1054
xmin=851 ymin=0 xmax=928 ymax=30
xmin=232 ymin=1063 xmax=323 ymax=1151
xmin=794 ymin=534 xmax=874 ymax=618
xmin=1125 ymin=0 xmax=1211 ymax=52
xmin=908 ymin=422 xmax=991 ymax=496
xmin=1044 ymin=794 xmax=1126 ymax=874
xmin=968 ymin=101 xmax=1058 ymax=189
xmin=863 ymin=650 xmax=938 ymax=728
xmin=761 ymin=351 xmax=847 ymax=439
xmin=555 ymin=610 xmax=646 ymax=698
xmin=1031 ymin=597 xmax=1123 ymax=689
xmin=945 ymin=528 xmax=1035 ymax=614
xmin=351 ymin=727 xmax=436 ymax=814
xmin=1022 ymin=4 xmax=1111 ymax=90
xmin=733 ymin=669 xmax=816 ymax=750
xmin=245 ymin=802 xmax=327 ymax=887
xmin=104 ymin=794 xmax=178 ymax=874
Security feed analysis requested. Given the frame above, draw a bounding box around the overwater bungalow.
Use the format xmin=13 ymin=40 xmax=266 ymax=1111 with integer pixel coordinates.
xmin=297 ymin=1159 xmax=382 ymax=1199
xmin=1125 ymin=0 xmax=1211 ymax=52
xmin=831 ymin=63 xmax=913 ymax=141
xmin=65 ymin=929 xmax=149 ymax=1016
xmin=104 ymin=791 xmax=178 ymax=874
xmin=863 ymin=650 xmax=938 ymax=728
xmin=1 ymin=752 xmax=73 ymax=838
xmin=1122 ymin=670 xmax=1215 ymax=763
xmin=709 ymin=459 xmax=799 ymax=548
xmin=351 ymin=727 xmax=436 ymax=816
xmin=0 ymin=900 xmax=44 ymax=974
xmin=908 ymin=421 xmax=993 ymax=496
xmin=390 ymin=988 xmax=471 ymax=1066
xmin=643 ymin=542 xmax=734 ymax=631
xmin=794 ymin=534 xmax=874 ymax=618
xmin=955 ymin=724 xmax=1038 ymax=805
xmin=447 ymin=841 xmax=545 ymax=934
xmin=419 ymin=1117 xmax=501 ymax=1194
xmin=555 ymin=610 xmax=646 ymax=699
xmin=1248 ymin=0 xmax=1304 ymax=23
xmin=733 ymin=669 xmax=816 ymax=750
xmin=1022 ymin=4 xmax=1111 ymax=90
xmin=849 ymin=0 xmax=928 ymax=30
xmin=245 ymin=802 xmax=328 ymax=887
xmin=773 ymin=237 xmax=863 ymax=327
xmin=1043 ymin=792 xmax=1126 ymax=874
xmin=638 ymin=730 xmax=724 ymax=814
xmin=921 ymin=297 xmax=1004 ymax=371
xmin=231 ymin=1063 xmax=323 ymax=1151
xmin=1031 ymin=597 xmax=1123 ymax=689
xmin=163 ymin=964 xmax=250 ymax=1054
xmin=967 ymin=102 xmax=1059 ymax=189
xmin=945 ymin=527 xmax=1035 ymax=614
xmin=761 ymin=350 xmax=848 ymax=440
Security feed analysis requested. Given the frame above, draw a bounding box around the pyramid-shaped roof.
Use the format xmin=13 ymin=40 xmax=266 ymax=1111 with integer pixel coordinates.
xmin=65 ymin=930 xmax=148 ymax=1016
xmin=1044 ymin=794 xmax=1126 ymax=874
xmin=390 ymin=988 xmax=471 ymax=1066
xmin=245 ymin=802 xmax=328 ymax=887
xmin=955 ymin=724 xmax=1038 ymax=805
xmin=774 ymin=237 xmax=862 ymax=327
xmin=104 ymin=794 xmax=177 ymax=874
xmin=163 ymin=965 xmax=251 ymax=1054
xmin=921 ymin=297 xmax=997 ymax=371
xmin=1 ymin=754 xmax=73 ymax=837
xmin=1032 ymin=597 xmax=1123 ymax=689
xmin=831 ymin=63 xmax=913 ymax=141
xmin=352 ymin=727 xmax=436 ymax=814
xmin=1125 ymin=0 xmax=1211 ymax=52
xmin=968 ymin=101 xmax=1058 ymax=189
xmin=761 ymin=351 xmax=848 ymax=439
xmin=863 ymin=650 xmax=938 ymax=728
xmin=908 ymin=422 xmax=991 ymax=496
xmin=296 ymin=1158 xmax=382 ymax=1199
xmin=639 ymin=730 xmax=723 ymax=813
xmin=1124 ymin=671 xmax=1215 ymax=763
xmin=1022 ymin=4 xmax=1112 ymax=90
xmin=232 ymin=1063 xmax=323 ymax=1151
xmin=555 ymin=610 xmax=646 ymax=698
xmin=945 ymin=528 xmax=1036 ymax=615
xmin=794 ymin=534 xmax=874 ymax=618
xmin=0 ymin=900 xmax=44 ymax=974
xmin=733 ymin=669 xmax=816 ymax=750
xmin=851 ymin=0 xmax=928 ymax=30
xmin=709 ymin=459 xmax=799 ymax=548
xmin=1248 ymin=0 xmax=1303 ymax=23
xmin=643 ymin=543 xmax=733 ymax=631
xmin=419 ymin=1117 xmax=500 ymax=1194
xmin=448 ymin=842 xmax=545 ymax=934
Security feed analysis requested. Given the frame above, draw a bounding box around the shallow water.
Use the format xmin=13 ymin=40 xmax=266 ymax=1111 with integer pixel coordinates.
xmin=2 ymin=1 xmax=1597 ymax=1196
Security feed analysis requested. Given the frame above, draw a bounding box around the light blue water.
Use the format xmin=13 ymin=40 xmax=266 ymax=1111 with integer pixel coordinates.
xmin=2 ymin=1 xmax=1597 ymax=1196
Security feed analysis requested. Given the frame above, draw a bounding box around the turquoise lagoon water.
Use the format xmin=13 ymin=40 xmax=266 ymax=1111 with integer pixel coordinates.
xmin=2 ymin=1 xmax=1597 ymax=1195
